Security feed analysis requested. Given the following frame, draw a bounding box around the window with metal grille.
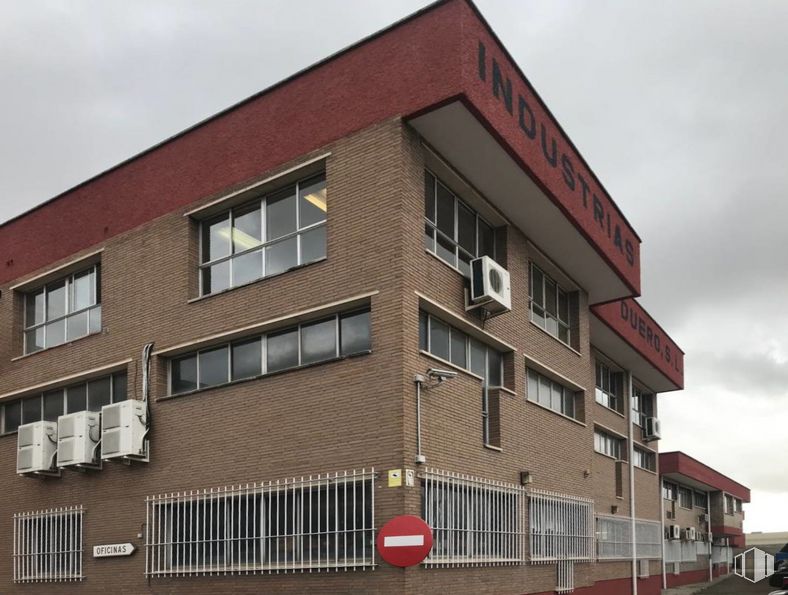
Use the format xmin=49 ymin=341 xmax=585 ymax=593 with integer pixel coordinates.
xmin=13 ymin=506 xmax=84 ymax=583
xmin=23 ymin=265 xmax=101 ymax=354
xmin=145 ymin=469 xmax=375 ymax=576
xmin=529 ymin=489 xmax=594 ymax=563
xmin=420 ymin=469 xmax=527 ymax=566
xmin=423 ymin=170 xmax=496 ymax=277
xmin=200 ymin=173 xmax=326 ymax=295
xmin=596 ymin=515 xmax=662 ymax=559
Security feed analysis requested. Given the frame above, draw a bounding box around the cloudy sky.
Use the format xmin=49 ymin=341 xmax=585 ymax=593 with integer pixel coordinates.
xmin=1 ymin=1 xmax=786 ymax=532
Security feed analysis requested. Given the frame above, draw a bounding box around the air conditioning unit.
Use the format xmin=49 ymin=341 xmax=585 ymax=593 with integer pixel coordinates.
xmin=17 ymin=421 xmax=59 ymax=476
xmin=669 ymin=525 xmax=681 ymax=540
xmin=469 ymin=256 xmax=511 ymax=314
xmin=57 ymin=411 xmax=101 ymax=469
xmin=700 ymin=513 xmax=710 ymax=523
xmin=643 ymin=417 xmax=661 ymax=441
xmin=687 ymin=527 xmax=697 ymax=541
xmin=101 ymin=400 xmax=149 ymax=462
xmin=638 ymin=559 xmax=650 ymax=578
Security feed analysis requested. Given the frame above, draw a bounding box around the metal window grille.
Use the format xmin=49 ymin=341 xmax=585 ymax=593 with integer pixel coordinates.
xmin=664 ymin=540 xmax=681 ymax=563
xmin=557 ymin=559 xmax=575 ymax=592
xmin=13 ymin=505 xmax=84 ymax=583
xmin=713 ymin=545 xmax=733 ymax=565
xmin=529 ymin=489 xmax=594 ymax=563
xmin=596 ymin=515 xmax=662 ymax=559
xmin=696 ymin=540 xmax=711 ymax=556
xmin=145 ymin=468 xmax=375 ymax=577
xmin=420 ymin=468 xmax=527 ymax=566
xmin=680 ymin=541 xmax=697 ymax=562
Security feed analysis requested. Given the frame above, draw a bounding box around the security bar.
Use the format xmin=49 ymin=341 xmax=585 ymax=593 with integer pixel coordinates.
xmin=13 ymin=505 xmax=84 ymax=583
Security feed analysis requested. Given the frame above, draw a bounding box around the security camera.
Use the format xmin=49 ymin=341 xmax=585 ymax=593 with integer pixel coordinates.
xmin=427 ymin=368 xmax=458 ymax=381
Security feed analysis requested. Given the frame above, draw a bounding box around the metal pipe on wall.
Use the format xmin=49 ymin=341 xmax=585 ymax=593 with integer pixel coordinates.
xmin=627 ymin=371 xmax=638 ymax=595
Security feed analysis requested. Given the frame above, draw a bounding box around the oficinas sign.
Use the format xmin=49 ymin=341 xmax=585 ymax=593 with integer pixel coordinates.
xmin=476 ymin=41 xmax=637 ymax=273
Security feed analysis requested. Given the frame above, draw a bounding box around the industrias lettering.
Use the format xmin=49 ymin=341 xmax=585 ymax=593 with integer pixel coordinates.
xmin=477 ymin=41 xmax=636 ymax=268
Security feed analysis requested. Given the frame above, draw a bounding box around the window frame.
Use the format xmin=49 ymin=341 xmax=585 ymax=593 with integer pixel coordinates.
xmin=594 ymin=429 xmax=625 ymax=460
xmin=694 ymin=491 xmax=707 ymax=510
xmin=633 ymin=447 xmax=656 ymax=472
xmin=631 ymin=384 xmax=655 ymax=427
xmin=662 ymin=481 xmax=677 ymax=501
xmin=529 ymin=262 xmax=573 ymax=346
xmin=22 ymin=264 xmax=102 ymax=355
xmin=595 ymin=360 xmax=623 ymax=413
xmin=677 ymin=487 xmax=693 ymax=510
xmin=199 ymin=172 xmax=327 ymax=296
xmin=526 ymin=367 xmax=579 ymax=421
xmin=168 ymin=308 xmax=371 ymax=396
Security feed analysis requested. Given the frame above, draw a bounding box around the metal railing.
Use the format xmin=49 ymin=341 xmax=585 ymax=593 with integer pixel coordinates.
xmin=529 ymin=489 xmax=594 ymax=563
xmin=595 ymin=515 xmax=662 ymax=559
xmin=420 ymin=468 xmax=527 ymax=566
xmin=556 ymin=559 xmax=575 ymax=592
xmin=145 ymin=468 xmax=375 ymax=576
xmin=13 ymin=505 xmax=84 ymax=583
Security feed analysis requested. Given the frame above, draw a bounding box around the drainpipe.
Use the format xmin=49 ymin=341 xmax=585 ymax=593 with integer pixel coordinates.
xmin=707 ymin=491 xmax=713 ymax=582
xmin=414 ymin=375 xmax=426 ymax=464
xmin=661 ymin=482 xmax=667 ymax=589
xmin=627 ymin=371 xmax=637 ymax=595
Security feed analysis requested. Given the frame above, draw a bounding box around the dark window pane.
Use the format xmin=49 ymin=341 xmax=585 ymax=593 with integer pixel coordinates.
xmin=551 ymin=382 xmax=562 ymax=411
xmin=436 ymin=232 xmax=455 ymax=267
xmin=531 ymin=266 xmax=544 ymax=307
xmin=419 ymin=312 xmax=428 ymax=351
xmin=267 ymin=328 xmax=299 ymax=372
xmin=478 ymin=219 xmax=495 ymax=258
xmin=46 ymin=319 xmax=66 ymax=348
xmin=423 ymin=224 xmax=434 ymax=251
xmin=22 ymin=396 xmax=41 ymax=424
xmin=558 ymin=289 xmax=569 ymax=323
xmin=436 ymin=183 xmax=455 ymax=238
xmin=203 ymin=260 xmax=231 ymax=294
xmin=429 ymin=318 xmax=449 ymax=361
xmin=267 ymin=186 xmax=297 ymax=240
xmin=199 ymin=346 xmax=229 ymax=388
xmin=232 ymin=338 xmax=262 ymax=380
xmin=458 ymin=250 xmax=472 ymax=277
xmin=25 ymin=328 xmax=45 ymax=354
xmin=340 ymin=310 xmax=371 ymax=355
xmin=527 ymin=369 xmax=538 ymax=401
xmin=89 ymin=305 xmax=102 ymax=334
xmin=4 ymin=401 xmax=21 ymax=433
xmin=470 ymin=339 xmax=486 ymax=378
xmin=26 ymin=290 xmax=45 ymax=326
xmin=457 ymin=203 xmax=476 ymax=254
xmin=202 ymin=214 xmax=231 ymax=263
xmin=450 ymin=329 xmax=467 ymax=369
xmin=300 ymin=225 xmax=326 ymax=264
xmin=172 ymin=355 xmax=197 ymax=394
xmin=299 ymin=174 xmax=327 ymax=228
xmin=113 ymin=374 xmax=128 ymax=402
xmin=558 ymin=324 xmax=569 ymax=344
xmin=487 ymin=350 xmax=502 ymax=387
xmin=265 ymin=236 xmax=298 ymax=276
xmin=538 ymin=376 xmax=551 ymax=407
xmin=67 ymin=384 xmax=87 ymax=413
xmin=544 ymin=278 xmax=557 ymax=316
xmin=301 ymin=318 xmax=337 ymax=365
xmin=232 ymin=204 xmax=262 ymax=254
xmin=531 ymin=304 xmax=545 ymax=328
xmin=66 ymin=310 xmax=88 ymax=341
xmin=424 ymin=172 xmax=436 ymax=222
xmin=232 ymin=249 xmax=263 ymax=287
xmin=72 ymin=268 xmax=95 ymax=311
xmin=87 ymin=377 xmax=112 ymax=412
xmin=43 ymin=390 xmax=64 ymax=422
xmin=47 ymin=279 xmax=67 ymax=319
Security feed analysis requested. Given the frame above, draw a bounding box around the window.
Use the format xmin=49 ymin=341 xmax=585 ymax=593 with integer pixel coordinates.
xmin=633 ymin=447 xmax=656 ymax=471
xmin=145 ymin=469 xmax=374 ymax=576
xmin=1 ymin=372 xmax=126 ymax=435
xmin=678 ymin=487 xmax=693 ymax=509
xmin=13 ymin=506 xmax=83 ymax=583
xmin=596 ymin=515 xmax=662 ymax=560
xmin=594 ymin=429 xmax=624 ymax=460
xmin=724 ymin=494 xmax=734 ymax=515
xmin=595 ymin=361 xmax=623 ymax=412
xmin=694 ymin=491 xmax=707 ymax=510
xmin=170 ymin=309 xmax=370 ymax=395
xmin=662 ymin=481 xmax=677 ymax=501
xmin=734 ymin=498 xmax=743 ymax=514
xmin=631 ymin=386 xmax=654 ymax=426
xmin=526 ymin=368 xmax=578 ymax=420
xmin=424 ymin=171 xmax=496 ymax=277
xmin=200 ymin=173 xmax=326 ymax=295
xmin=23 ymin=265 xmax=101 ymax=354
xmin=529 ymin=263 xmax=575 ymax=346
xmin=421 ymin=469 xmax=526 ymax=565
xmin=529 ymin=489 xmax=594 ymax=562
xmin=419 ymin=311 xmax=507 ymax=445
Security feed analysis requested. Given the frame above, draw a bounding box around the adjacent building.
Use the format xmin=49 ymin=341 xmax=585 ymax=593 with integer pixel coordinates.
xmin=660 ymin=451 xmax=750 ymax=588
xmin=0 ymin=1 xmax=685 ymax=593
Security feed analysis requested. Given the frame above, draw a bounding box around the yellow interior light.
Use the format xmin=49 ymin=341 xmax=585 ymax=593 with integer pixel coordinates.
xmin=304 ymin=188 xmax=327 ymax=212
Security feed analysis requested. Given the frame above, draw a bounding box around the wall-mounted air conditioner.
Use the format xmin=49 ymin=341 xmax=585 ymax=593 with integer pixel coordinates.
xmin=101 ymin=400 xmax=149 ymax=462
xmin=469 ymin=256 xmax=511 ymax=314
xmin=669 ymin=525 xmax=681 ymax=540
xmin=57 ymin=411 xmax=101 ymax=469
xmin=700 ymin=513 xmax=710 ymax=523
xmin=17 ymin=421 xmax=59 ymax=476
xmin=687 ymin=527 xmax=697 ymax=541
xmin=643 ymin=417 xmax=661 ymax=441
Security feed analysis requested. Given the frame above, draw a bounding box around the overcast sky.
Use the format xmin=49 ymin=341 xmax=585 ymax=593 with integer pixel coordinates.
xmin=1 ymin=1 xmax=786 ymax=533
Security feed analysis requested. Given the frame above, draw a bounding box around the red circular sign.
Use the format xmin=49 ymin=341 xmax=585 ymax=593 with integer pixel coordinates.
xmin=376 ymin=515 xmax=433 ymax=567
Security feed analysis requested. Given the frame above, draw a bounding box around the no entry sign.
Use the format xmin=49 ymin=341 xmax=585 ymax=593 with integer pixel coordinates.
xmin=376 ymin=515 xmax=433 ymax=567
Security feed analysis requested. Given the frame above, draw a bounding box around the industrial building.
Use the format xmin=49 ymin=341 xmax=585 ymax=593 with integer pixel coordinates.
xmin=0 ymin=1 xmax=685 ymax=593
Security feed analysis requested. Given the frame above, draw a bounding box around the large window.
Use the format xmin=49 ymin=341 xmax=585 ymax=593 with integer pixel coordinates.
xmin=23 ymin=265 xmax=101 ymax=354
xmin=594 ymin=429 xmax=624 ymax=460
xmin=595 ymin=361 xmax=623 ymax=413
xmin=170 ymin=309 xmax=370 ymax=395
xmin=694 ymin=491 xmax=707 ymax=510
xmin=421 ymin=468 xmax=526 ymax=565
xmin=423 ymin=171 xmax=495 ymax=277
xmin=526 ymin=368 xmax=578 ymax=420
xmin=663 ymin=481 xmax=677 ymax=501
xmin=200 ymin=173 xmax=326 ymax=295
xmin=678 ymin=487 xmax=693 ymax=509
xmin=529 ymin=489 xmax=594 ymax=562
xmin=735 ymin=498 xmax=743 ymax=513
xmin=631 ymin=385 xmax=654 ymax=426
xmin=145 ymin=469 xmax=374 ymax=576
xmin=13 ymin=506 xmax=83 ymax=583
xmin=529 ymin=263 xmax=575 ymax=346
xmin=1 ymin=372 xmax=126 ymax=435
xmin=633 ymin=447 xmax=656 ymax=472
xmin=724 ymin=494 xmax=735 ymax=515
xmin=596 ymin=515 xmax=662 ymax=560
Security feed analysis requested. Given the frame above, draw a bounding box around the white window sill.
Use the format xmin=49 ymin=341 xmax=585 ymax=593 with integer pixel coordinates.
xmin=483 ymin=444 xmax=502 ymax=452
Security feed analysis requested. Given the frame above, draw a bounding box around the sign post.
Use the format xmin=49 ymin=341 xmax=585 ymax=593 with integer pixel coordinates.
xmin=376 ymin=515 xmax=433 ymax=567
